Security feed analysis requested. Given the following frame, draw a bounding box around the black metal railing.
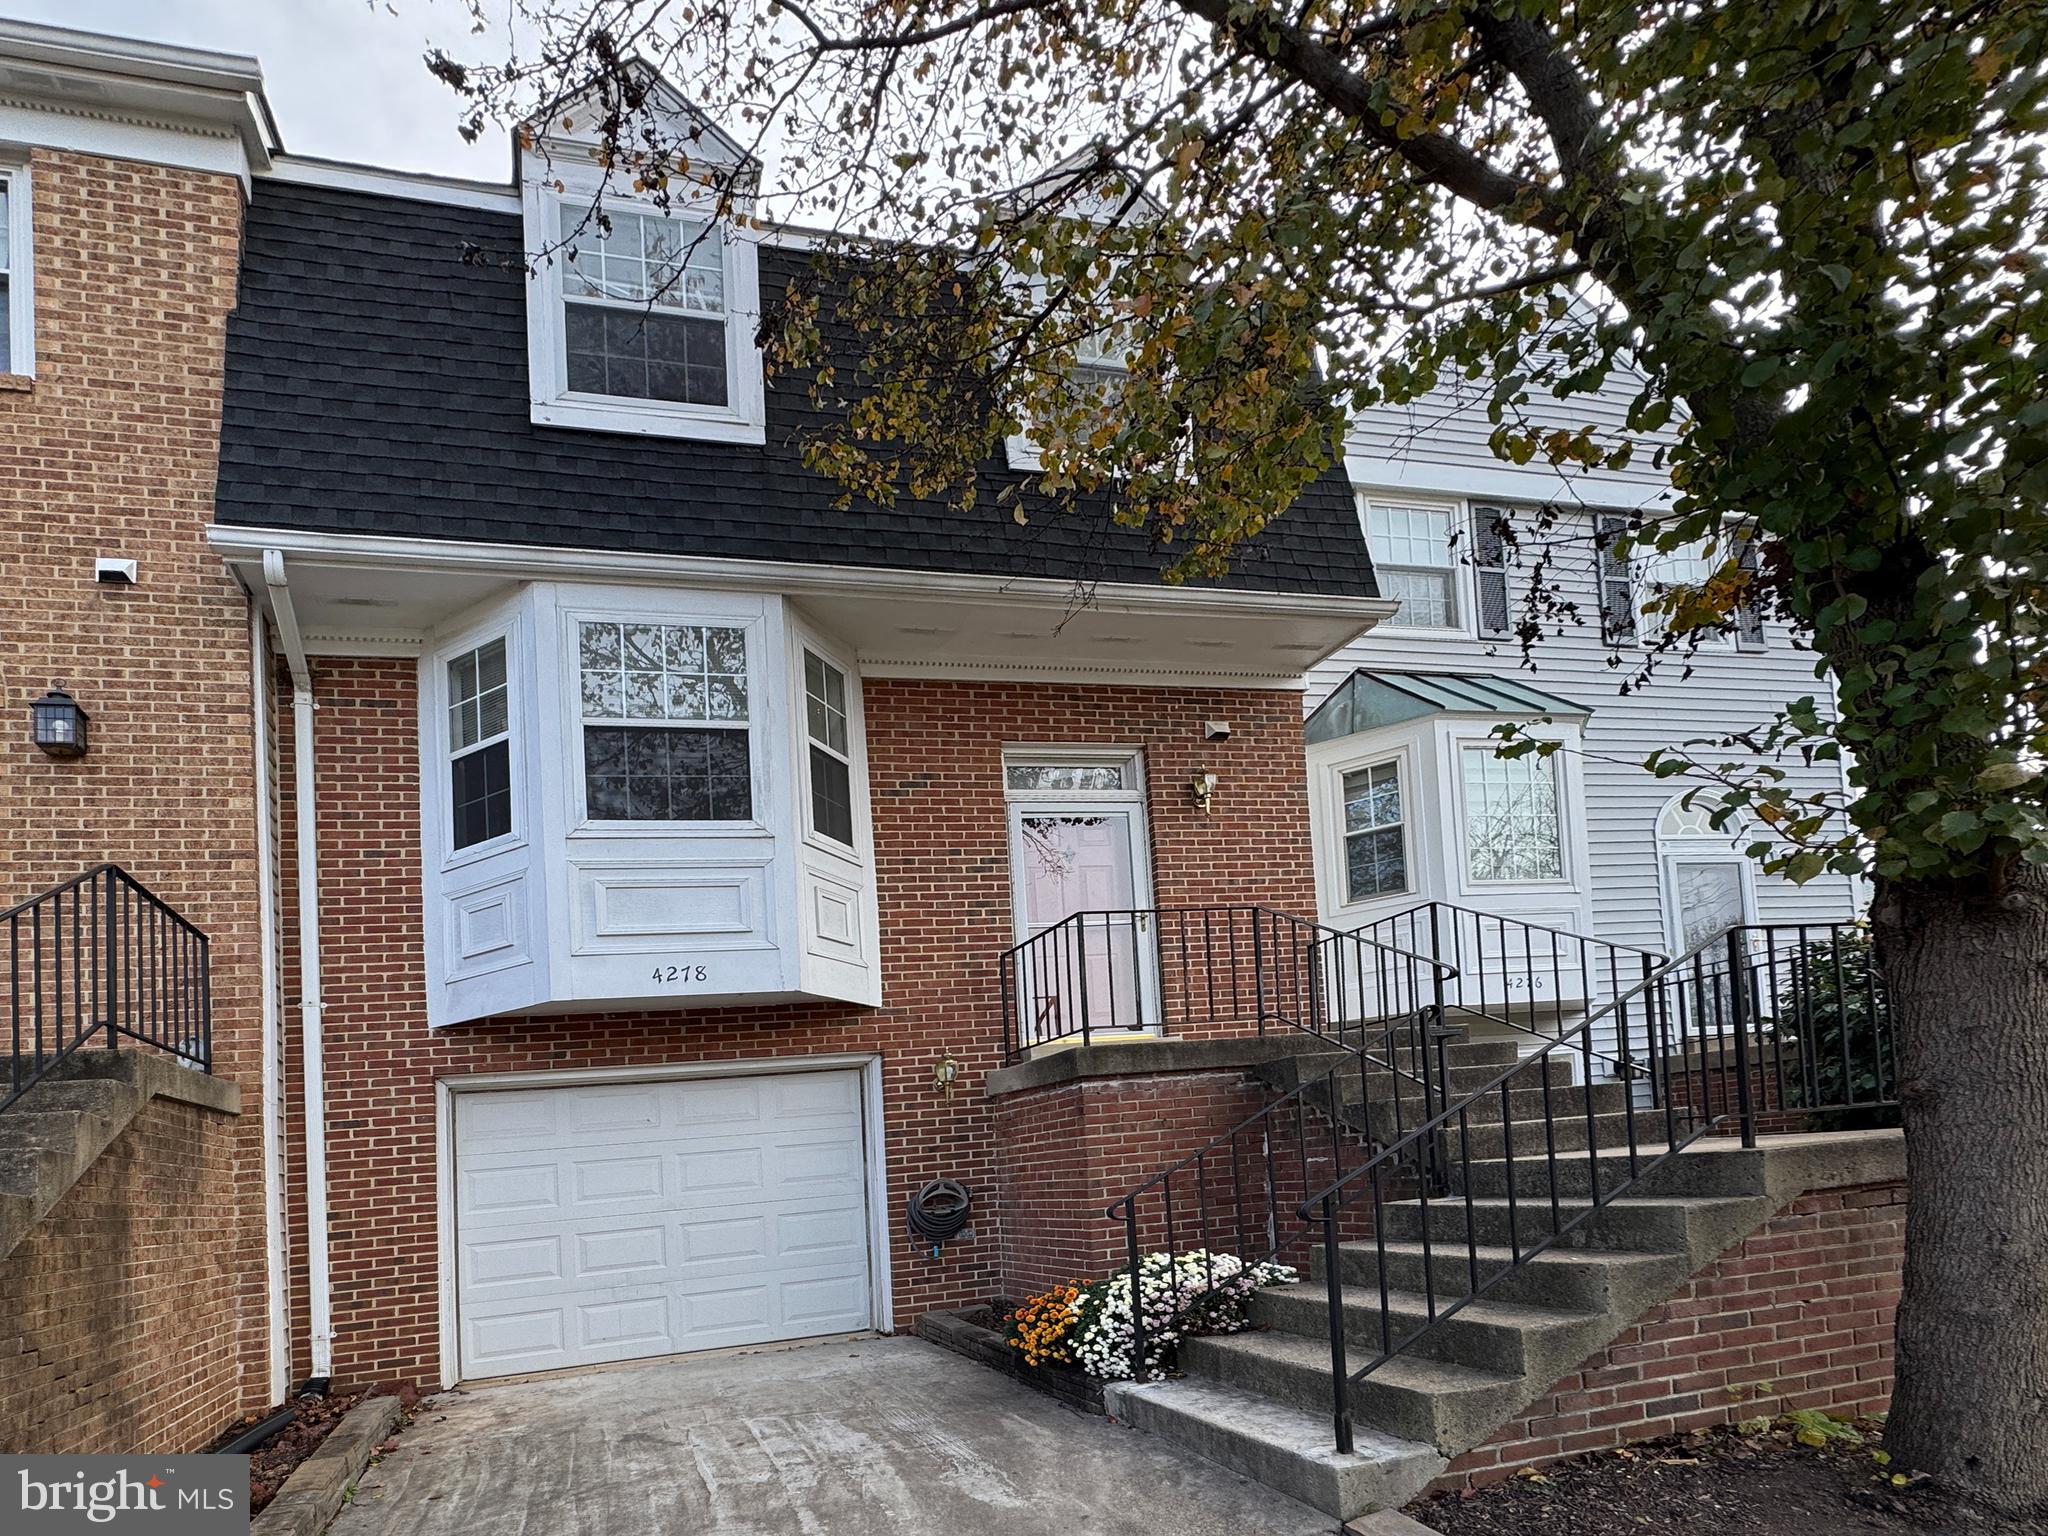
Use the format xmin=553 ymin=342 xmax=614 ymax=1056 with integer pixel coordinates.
xmin=1291 ymin=920 xmax=1897 ymax=1453
xmin=997 ymin=905 xmax=1458 ymax=1061
xmin=1101 ymin=951 xmax=1459 ymax=1382
xmin=3 ymin=865 xmax=212 ymax=1112
xmin=1355 ymin=902 xmax=1665 ymax=1074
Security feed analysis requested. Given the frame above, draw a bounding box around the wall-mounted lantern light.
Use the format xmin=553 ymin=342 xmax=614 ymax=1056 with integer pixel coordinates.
xmin=1191 ymin=772 xmax=1219 ymax=813
xmin=30 ymin=687 xmax=88 ymax=759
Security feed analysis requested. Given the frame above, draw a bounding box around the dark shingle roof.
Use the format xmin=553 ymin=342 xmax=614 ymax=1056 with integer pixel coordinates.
xmin=215 ymin=179 xmax=1377 ymax=597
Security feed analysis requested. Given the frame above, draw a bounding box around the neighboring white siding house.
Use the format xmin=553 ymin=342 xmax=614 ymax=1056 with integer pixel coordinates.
xmin=1305 ymin=362 xmax=1860 ymax=968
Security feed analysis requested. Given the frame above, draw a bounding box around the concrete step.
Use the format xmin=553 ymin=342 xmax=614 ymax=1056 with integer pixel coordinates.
xmin=1445 ymin=1109 xmax=1641 ymax=1158
xmin=1250 ymin=1280 xmax=1607 ymax=1378
xmin=1259 ymin=1037 xmax=1525 ymax=1091
xmin=1457 ymin=1142 xmax=1779 ymax=1201
xmin=1378 ymin=1191 xmax=1774 ymax=1262
xmin=1339 ymin=1081 xmax=1629 ymax=1129
xmin=1316 ymin=1238 xmax=1690 ymax=1315
xmin=1179 ymin=1326 xmax=1521 ymax=1450
xmin=1101 ymin=1374 xmax=1445 ymax=1521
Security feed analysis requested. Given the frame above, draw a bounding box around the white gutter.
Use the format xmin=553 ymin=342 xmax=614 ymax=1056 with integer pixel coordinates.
xmin=263 ymin=550 xmax=333 ymax=1382
xmin=207 ymin=523 xmax=1400 ymax=627
xmin=249 ymin=606 xmax=291 ymax=1402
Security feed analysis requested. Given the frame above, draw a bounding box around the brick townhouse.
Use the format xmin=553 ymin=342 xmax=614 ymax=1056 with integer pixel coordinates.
xmin=1 ymin=20 xmax=1904 ymax=1521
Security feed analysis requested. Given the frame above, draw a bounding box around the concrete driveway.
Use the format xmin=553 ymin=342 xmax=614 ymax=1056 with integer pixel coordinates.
xmin=332 ymin=1336 xmax=1333 ymax=1536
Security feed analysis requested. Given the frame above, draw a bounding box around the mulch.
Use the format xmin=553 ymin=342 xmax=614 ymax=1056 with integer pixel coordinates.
xmin=205 ymin=1384 xmax=422 ymax=1515
xmin=1407 ymin=1420 xmax=2047 ymax=1536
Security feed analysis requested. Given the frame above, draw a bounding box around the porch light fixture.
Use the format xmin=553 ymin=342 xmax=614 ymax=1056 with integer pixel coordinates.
xmin=1191 ymin=772 xmax=1219 ymax=812
xmin=29 ymin=686 xmax=88 ymax=759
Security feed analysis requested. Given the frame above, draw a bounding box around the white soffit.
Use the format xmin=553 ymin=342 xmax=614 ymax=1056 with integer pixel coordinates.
xmin=208 ymin=525 xmax=1393 ymax=686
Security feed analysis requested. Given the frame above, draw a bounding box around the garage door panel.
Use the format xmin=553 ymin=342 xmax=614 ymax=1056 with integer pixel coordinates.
xmin=462 ymin=1233 xmax=565 ymax=1290
xmin=460 ymin=1162 xmax=562 ymax=1219
xmin=455 ymin=1068 xmax=873 ymax=1379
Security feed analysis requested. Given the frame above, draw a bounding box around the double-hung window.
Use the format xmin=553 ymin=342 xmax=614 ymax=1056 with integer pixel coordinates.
xmin=1362 ymin=499 xmax=1459 ymax=630
xmin=577 ymin=621 xmax=752 ymax=822
xmin=1341 ymin=759 xmax=1407 ymax=901
xmin=1462 ymin=747 xmax=1564 ymax=882
xmin=448 ymin=638 xmax=513 ymax=851
xmin=804 ymin=652 xmax=855 ymax=847
xmin=1593 ymin=513 xmax=1637 ymax=643
xmin=560 ymin=204 xmax=729 ymax=407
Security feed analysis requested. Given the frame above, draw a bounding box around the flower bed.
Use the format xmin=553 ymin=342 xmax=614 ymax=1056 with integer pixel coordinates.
xmin=999 ymin=1250 xmax=1296 ymax=1382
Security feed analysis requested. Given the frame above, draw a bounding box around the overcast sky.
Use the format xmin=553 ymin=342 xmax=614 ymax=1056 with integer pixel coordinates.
xmin=9 ymin=0 xmax=515 ymax=179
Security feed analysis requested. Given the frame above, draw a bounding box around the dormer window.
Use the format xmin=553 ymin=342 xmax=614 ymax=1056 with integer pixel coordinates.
xmin=520 ymin=100 xmax=766 ymax=443
xmin=561 ymin=205 xmax=729 ymax=408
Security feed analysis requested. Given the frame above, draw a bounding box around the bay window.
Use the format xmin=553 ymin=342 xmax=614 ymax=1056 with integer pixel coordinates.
xmin=448 ymin=637 xmax=512 ymax=850
xmin=1341 ymin=759 xmax=1408 ymax=901
xmin=805 ymin=651 xmax=854 ymax=846
xmin=577 ymin=620 xmax=752 ymax=822
xmin=1462 ymin=747 xmax=1564 ymax=882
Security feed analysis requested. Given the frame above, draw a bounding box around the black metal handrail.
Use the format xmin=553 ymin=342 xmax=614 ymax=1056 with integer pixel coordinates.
xmin=3 ymin=865 xmax=212 ymax=1112
xmin=1095 ymin=926 xmax=1460 ymax=1382
xmin=997 ymin=904 xmax=1458 ymax=1061
xmin=1354 ymin=901 xmax=1666 ymax=1078
xmin=1293 ymin=920 xmax=1897 ymax=1453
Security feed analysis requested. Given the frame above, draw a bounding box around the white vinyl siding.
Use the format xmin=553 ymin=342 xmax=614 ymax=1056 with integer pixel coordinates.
xmin=1314 ymin=507 xmax=1858 ymax=955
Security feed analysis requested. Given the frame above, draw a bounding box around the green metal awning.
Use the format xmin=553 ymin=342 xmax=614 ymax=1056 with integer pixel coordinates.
xmin=1305 ymin=669 xmax=1593 ymax=744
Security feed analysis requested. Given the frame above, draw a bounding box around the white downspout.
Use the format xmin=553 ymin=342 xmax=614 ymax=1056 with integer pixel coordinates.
xmin=249 ymin=606 xmax=292 ymax=1403
xmin=264 ymin=550 xmax=334 ymax=1383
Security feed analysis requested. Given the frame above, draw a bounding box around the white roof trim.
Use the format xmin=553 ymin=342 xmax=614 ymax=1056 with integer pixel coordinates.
xmin=207 ymin=521 xmax=1394 ymax=624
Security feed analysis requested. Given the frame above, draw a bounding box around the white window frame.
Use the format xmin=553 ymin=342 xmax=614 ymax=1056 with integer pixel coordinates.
xmin=1338 ymin=754 xmax=1412 ymax=905
xmin=0 ymin=161 xmax=34 ymax=378
xmin=564 ymin=607 xmax=767 ymax=833
xmin=1315 ymin=736 xmax=1422 ymax=914
xmin=444 ymin=633 xmax=517 ymax=859
xmin=1453 ymin=739 xmax=1573 ymax=890
xmin=801 ymin=648 xmax=857 ymax=851
xmin=429 ymin=617 xmax=527 ymax=872
xmin=1359 ymin=494 xmax=1467 ymax=634
xmin=523 ymin=170 xmax=766 ymax=444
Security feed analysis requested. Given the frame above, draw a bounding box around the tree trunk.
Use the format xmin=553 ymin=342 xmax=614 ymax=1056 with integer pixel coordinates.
xmin=1873 ymin=864 xmax=2048 ymax=1517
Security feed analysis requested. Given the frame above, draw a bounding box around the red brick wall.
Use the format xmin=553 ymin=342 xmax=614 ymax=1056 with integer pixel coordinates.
xmin=0 ymin=1096 xmax=248 ymax=1452
xmin=0 ymin=148 xmax=269 ymax=1439
xmin=989 ymin=1066 xmax=1383 ymax=1300
xmin=278 ymin=661 xmax=1317 ymax=1385
xmin=1435 ymin=1181 xmax=1905 ymax=1491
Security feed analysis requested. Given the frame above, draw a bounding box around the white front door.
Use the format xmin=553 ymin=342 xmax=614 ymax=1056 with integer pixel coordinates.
xmin=1008 ymin=802 xmax=1157 ymax=1041
xmin=452 ymin=1068 xmax=874 ymax=1380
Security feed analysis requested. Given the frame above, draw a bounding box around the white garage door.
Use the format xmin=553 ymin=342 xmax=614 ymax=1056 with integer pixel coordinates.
xmin=453 ymin=1068 xmax=874 ymax=1379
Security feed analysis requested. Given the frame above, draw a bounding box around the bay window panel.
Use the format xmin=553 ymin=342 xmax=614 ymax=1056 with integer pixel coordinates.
xmin=1463 ymin=748 xmax=1564 ymax=882
xmin=1340 ymin=760 xmax=1407 ymax=901
xmin=447 ymin=636 xmax=512 ymax=851
xmin=804 ymin=651 xmax=856 ymax=847
xmin=578 ymin=619 xmax=752 ymax=823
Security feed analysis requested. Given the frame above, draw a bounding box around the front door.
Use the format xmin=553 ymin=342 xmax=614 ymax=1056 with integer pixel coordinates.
xmin=1006 ymin=793 xmax=1157 ymax=1046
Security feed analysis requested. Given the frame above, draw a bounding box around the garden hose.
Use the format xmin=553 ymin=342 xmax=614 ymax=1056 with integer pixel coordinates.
xmin=907 ymin=1178 xmax=972 ymax=1253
